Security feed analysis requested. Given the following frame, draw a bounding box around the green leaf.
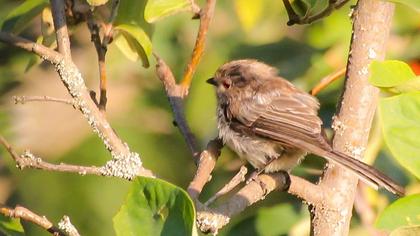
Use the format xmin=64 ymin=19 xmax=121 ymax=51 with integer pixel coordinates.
xmin=144 ymin=0 xmax=191 ymax=23
xmin=115 ymin=0 xmax=153 ymax=37
xmin=370 ymin=60 xmax=416 ymax=88
xmin=291 ymin=0 xmax=329 ymax=17
xmin=255 ymin=204 xmax=300 ymax=236
xmin=0 ymin=214 xmax=25 ymax=236
xmin=113 ymin=177 xmax=196 ymax=236
xmin=387 ymin=0 xmax=420 ymax=12
xmin=390 ymin=225 xmax=420 ymax=236
xmin=393 ymin=77 xmax=420 ymax=93
xmin=376 ymin=194 xmax=420 ymax=231
xmin=379 ymin=92 xmax=420 ymax=179
xmin=0 ymin=0 xmax=48 ymax=33
xmin=86 ymin=0 xmax=109 ymax=7
xmin=114 ymin=24 xmax=152 ymax=67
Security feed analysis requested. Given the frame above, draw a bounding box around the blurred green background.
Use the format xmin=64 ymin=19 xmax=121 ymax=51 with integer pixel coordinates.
xmin=0 ymin=0 xmax=419 ymax=235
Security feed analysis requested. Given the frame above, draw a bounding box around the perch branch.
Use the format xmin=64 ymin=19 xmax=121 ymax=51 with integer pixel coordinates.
xmin=196 ymin=172 xmax=290 ymax=234
xmin=0 ymin=204 xmax=69 ymax=236
xmin=204 ymin=166 xmax=248 ymax=206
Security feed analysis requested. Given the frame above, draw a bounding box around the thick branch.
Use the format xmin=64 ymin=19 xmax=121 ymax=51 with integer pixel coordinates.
xmin=313 ymin=0 xmax=395 ymax=235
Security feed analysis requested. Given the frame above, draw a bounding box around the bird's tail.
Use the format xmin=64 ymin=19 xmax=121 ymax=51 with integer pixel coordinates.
xmin=323 ymin=150 xmax=405 ymax=196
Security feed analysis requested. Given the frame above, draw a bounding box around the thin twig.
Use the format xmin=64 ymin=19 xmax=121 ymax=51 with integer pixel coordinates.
xmin=13 ymin=95 xmax=76 ymax=108
xmin=189 ymin=0 xmax=201 ymax=16
xmin=50 ymin=0 xmax=72 ymax=59
xmin=204 ymin=166 xmax=247 ymax=206
xmin=180 ymin=0 xmax=216 ymax=94
xmin=0 ymin=135 xmax=102 ymax=176
xmin=58 ymin=216 xmax=81 ymax=236
xmin=354 ymin=184 xmax=386 ymax=236
xmin=86 ymin=11 xmax=108 ymax=112
xmin=102 ymin=0 xmax=120 ymax=47
xmin=154 ymin=54 xmax=200 ymax=159
xmin=0 ymin=204 xmax=66 ymax=236
xmin=310 ymin=67 xmax=346 ymax=96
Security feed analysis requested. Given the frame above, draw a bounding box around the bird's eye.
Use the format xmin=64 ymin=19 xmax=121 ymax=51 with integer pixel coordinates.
xmin=222 ymin=80 xmax=231 ymax=89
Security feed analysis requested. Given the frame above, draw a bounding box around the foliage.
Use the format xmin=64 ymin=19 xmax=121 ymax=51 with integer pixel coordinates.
xmin=0 ymin=215 xmax=24 ymax=236
xmin=113 ymin=177 xmax=196 ymax=236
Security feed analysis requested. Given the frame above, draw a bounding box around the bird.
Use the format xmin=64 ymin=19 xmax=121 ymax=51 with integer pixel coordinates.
xmin=207 ymin=59 xmax=404 ymax=196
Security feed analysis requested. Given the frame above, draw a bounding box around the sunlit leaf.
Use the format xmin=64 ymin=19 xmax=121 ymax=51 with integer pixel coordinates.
xmin=0 ymin=215 xmax=25 ymax=236
xmin=376 ymin=194 xmax=420 ymax=231
xmin=390 ymin=225 xmax=420 ymax=236
xmin=379 ymin=92 xmax=420 ymax=179
xmin=86 ymin=0 xmax=109 ymax=7
xmin=387 ymin=0 xmax=420 ymax=12
xmin=255 ymin=204 xmax=300 ymax=236
xmin=113 ymin=177 xmax=196 ymax=236
xmin=0 ymin=0 xmax=48 ymax=33
xmin=370 ymin=60 xmax=416 ymax=88
xmin=144 ymin=0 xmax=191 ymax=23
xmin=234 ymin=0 xmax=264 ymax=32
xmin=114 ymin=24 xmax=152 ymax=67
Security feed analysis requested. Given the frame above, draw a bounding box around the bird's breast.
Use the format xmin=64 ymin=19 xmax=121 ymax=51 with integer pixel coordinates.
xmin=216 ymin=105 xmax=280 ymax=169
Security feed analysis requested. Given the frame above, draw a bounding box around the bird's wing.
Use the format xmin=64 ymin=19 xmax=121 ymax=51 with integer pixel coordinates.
xmin=228 ymin=78 xmax=327 ymax=150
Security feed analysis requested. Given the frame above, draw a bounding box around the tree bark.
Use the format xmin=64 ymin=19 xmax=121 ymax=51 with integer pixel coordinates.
xmin=312 ymin=0 xmax=395 ymax=235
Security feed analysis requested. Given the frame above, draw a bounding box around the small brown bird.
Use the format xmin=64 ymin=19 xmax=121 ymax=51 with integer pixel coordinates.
xmin=207 ymin=59 xmax=404 ymax=196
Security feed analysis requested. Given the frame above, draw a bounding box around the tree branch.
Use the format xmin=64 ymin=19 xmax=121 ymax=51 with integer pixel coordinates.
xmin=13 ymin=95 xmax=76 ymax=108
xmin=204 ymin=165 xmax=248 ymax=206
xmin=0 ymin=32 xmax=154 ymax=178
xmin=154 ymin=54 xmax=200 ymax=159
xmin=86 ymin=11 xmax=108 ymax=112
xmin=0 ymin=204 xmax=75 ymax=236
xmin=196 ymin=172 xmax=290 ymax=234
xmin=0 ymin=31 xmax=61 ymax=63
xmin=180 ymin=0 xmax=216 ymax=94
xmin=50 ymin=0 xmax=72 ymax=60
xmin=312 ymin=0 xmax=395 ymax=235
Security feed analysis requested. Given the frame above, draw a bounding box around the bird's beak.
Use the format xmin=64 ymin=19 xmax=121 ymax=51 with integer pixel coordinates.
xmin=206 ymin=77 xmax=217 ymax=86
